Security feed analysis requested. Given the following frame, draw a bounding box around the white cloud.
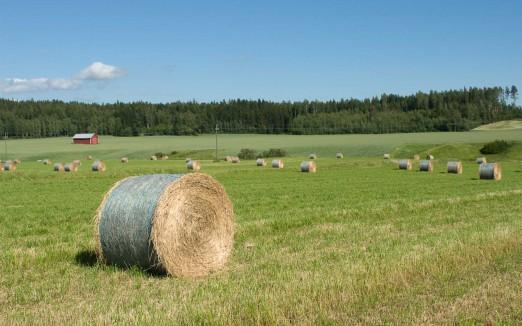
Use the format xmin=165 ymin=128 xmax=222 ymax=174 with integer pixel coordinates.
xmin=76 ymin=62 xmax=126 ymax=80
xmin=0 ymin=62 xmax=125 ymax=93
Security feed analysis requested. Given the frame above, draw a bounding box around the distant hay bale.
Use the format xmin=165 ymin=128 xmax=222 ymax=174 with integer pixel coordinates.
xmin=383 ymin=154 xmax=390 ymax=159
xmin=300 ymin=161 xmax=316 ymax=173
xmin=224 ymin=156 xmax=233 ymax=162
xmin=231 ymin=157 xmax=240 ymax=163
xmin=3 ymin=161 xmax=16 ymax=171
xmin=64 ymin=163 xmax=79 ymax=172
xmin=426 ymin=154 xmax=434 ymax=160
xmin=256 ymin=158 xmax=266 ymax=166
xmin=54 ymin=163 xmax=64 ymax=172
xmin=309 ymin=153 xmax=317 ymax=159
xmin=150 ymin=155 xmax=157 ymax=161
xmin=336 ymin=152 xmax=344 ymax=159
xmin=447 ymin=161 xmax=463 ymax=174
xmin=479 ymin=163 xmax=502 ymax=180
xmin=413 ymin=154 xmax=420 ymax=161
xmin=185 ymin=158 xmax=192 ymax=163
xmin=43 ymin=159 xmax=52 ymax=165
xmin=92 ymin=160 xmax=106 ymax=172
xmin=272 ymin=159 xmax=284 ymax=168
xmin=14 ymin=159 xmax=21 ymax=164
xmin=161 ymin=155 xmax=169 ymax=160
xmin=87 ymin=155 xmax=93 ymax=160
xmin=94 ymin=173 xmax=235 ymax=277
xmin=73 ymin=160 xmax=81 ymax=166
xmin=398 ymin=159 xmax=412 ymax=170
xmin=186 ymin=160 xmax=201 ymax=171
xmin=476 ymin=157 xmax=487 ymax=164
xmin=419 ymin=160 xmax=434 ymax=172
xmin=121 ymin=157 xmax=129 ymax=163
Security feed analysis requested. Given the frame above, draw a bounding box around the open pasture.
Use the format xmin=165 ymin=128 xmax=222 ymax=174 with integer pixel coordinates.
xmin=1 ymin=133 xmax=522 ymax=324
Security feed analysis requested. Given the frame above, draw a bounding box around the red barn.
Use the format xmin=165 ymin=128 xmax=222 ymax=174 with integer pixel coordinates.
xmin=72 ymin=133 xmax=99 ymax=145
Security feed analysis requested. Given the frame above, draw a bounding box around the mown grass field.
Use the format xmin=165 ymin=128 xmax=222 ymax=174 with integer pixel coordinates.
xmin=1 ymin=132 xmax=522 ymax=324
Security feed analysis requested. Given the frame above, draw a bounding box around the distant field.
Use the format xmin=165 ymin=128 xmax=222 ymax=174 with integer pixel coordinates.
xmin=3 ymin=129 xmax=522 ymax=161
xmin=1 ymin=133 xmax=522 ymax=323
xmin=473 ymin=119 xmax=522 ymax=131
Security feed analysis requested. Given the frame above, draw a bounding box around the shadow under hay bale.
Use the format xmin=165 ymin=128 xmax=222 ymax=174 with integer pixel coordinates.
xmin=272 ymin=159 xmax=284 ymax=168
xmin=479 ymin=163 xmax=502 ymax=180
xmin=186 ymin=160 xmax=200 ymax=171
xmin=300 ymin=161 xmax=316 ymax=173
xmin=419 ymin=160 xmax=433 ymax=172
xmin=447 ymin=161 xmax=463 ymax=174
xmin=94 ymin=173 xmax=235 ymax=277
xmin=256 ymin=158 xmax=266 ymax=166
xmin=398 ymin=159 xmax=412 ymax=170
xmin=64 ymin=163 xmax=79 ymax=172
xmin=92 ymin=160 xmax=106 ymax=172
xmin=74 ymin=250 xmax=98 ymax=267
xmin=309 ymin=154 xmax=317 ymax=160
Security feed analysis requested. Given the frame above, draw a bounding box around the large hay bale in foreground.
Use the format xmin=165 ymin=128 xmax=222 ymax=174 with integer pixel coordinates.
xmin=272 ymin=159 xmax=284 ymax=168
xmin=419 ymin=160 xmax=434 ymax=172
xmin=256 ymin=158 xmax=266 ymax=166
xmin=186 ymin=160 xmax=201 ymax=171
xmin=231 ymin=157 xmax=240 ymax=163
xmin=447 ymin=161 xmax=463 ymax=174
xmin=54 ymin=163 xmax=64 ymax=172
xmin=121 ymin=157 xmax=129 ymax=163
xmin=308 ymin=153 xmax=317 ymax=160
xmin=64 ymin=163 xmax=79 ymax=172
xmin=3 ymin=161 xmax=16 ymax=171
xmin=479 ymin=163 xmax=502 ymax=180
xmin=476 ymin=157 xmax=487 ymax=164
xmin=383 ymin=154 xmax=390 ymax=159
xmin=336 ymin=152 xmax=344 ymax=159
xmin=398 ymin=159 xmax=412 ymax=170
xmin=300 ymin=161 xmax=316 ymax=173
xmin=92 ymin=160 xmax=106 ymax=172
xmin=94 ymin=173 xmax=235 ymax=277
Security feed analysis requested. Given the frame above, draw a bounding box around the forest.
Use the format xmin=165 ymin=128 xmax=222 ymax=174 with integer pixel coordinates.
xmin=0 ymin=86 xmax=519 ymax=138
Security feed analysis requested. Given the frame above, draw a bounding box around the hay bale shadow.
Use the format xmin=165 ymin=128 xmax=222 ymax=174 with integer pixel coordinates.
xmin=74 ymin=249 xmax=97 ymax=267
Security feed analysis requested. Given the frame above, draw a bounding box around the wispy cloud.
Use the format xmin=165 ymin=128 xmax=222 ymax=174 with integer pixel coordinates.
xmin=0 ymin=62 xmax=126 ymax=93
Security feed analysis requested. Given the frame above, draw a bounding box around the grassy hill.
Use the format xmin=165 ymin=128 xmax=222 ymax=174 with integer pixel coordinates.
xmin=473 ymin=120 xmax=522 ymax=131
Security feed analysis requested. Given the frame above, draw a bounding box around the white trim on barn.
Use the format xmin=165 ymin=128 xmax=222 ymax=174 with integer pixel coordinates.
xmin=72 ymin=133 xmax=96 ymax=139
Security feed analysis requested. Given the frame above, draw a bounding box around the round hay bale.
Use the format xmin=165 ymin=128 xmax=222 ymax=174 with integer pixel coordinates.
xmin=64 ymin=163 xmax=79 ymax=172
xmin=54 ymin=163 xmax=64 ymax=172
xmin=3 ymin=161 xmax=16 ymax=171
xmin=87 ymin=155 xmax=93 ymax=160
xmin=94 ymin=173 xmax=235 ymax=277
xmin=479 ymin=163 xmax=502 ymax=180
xmin=383 ymin=154 xmax=391 ymax=159
xmin=309 ymin=153 xmax=317 ymax=160
xmin=92 ymin=160 xmax=106 ymax=172
xmin=43 ymin=159 xmax=52 ymax=165
xmin=224 ymin=156 xmax=233 ymax=162
xmin=150 ymin=155 xmax=157 ymax=161
xmin=161 ymin=155 xmax=169 ymax=161
xmin=476 ymin=157 xmax=487 ymax=164
xmin=398 ymin=159 xmax=412 ymax=170
xmin=336 ymin=152 xmax=344 ymax=159
xmin=272 ymin=159 xmax=284 ymax=168
xmin=300 ymin=161 xmax=316 ymax=173
xmin=14 ymin=159 xmax=21 ymax=164
xmin=426 ymin=154 xmax=434 ymax=160
xmin=73 ymin=160 xmax=81 ymax=166
xmin=256 ymin=158 xmax=266 ymax=166
xmin=231 ymin=157 xmax=240 ymax=163
xmin=413 ymin=154 xmax=420 ymax=161
xmin=186 ymin=160 xmax=201 ymax=171
xmin=447 ymin=161 xmax=463 ymax=174
xmin=0 ymin=164 xmax=3 ymax=172
xmin=121 ymin=157 xmax=129 ymax=163
xmin=419 ymin=160 xmax=434 ymax=172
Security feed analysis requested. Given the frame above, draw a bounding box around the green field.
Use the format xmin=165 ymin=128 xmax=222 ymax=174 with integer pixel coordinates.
xmin=1 ymin=132 xmax=522 ymax=324
xmin=473 ymin=120 xmax=522 ymax=131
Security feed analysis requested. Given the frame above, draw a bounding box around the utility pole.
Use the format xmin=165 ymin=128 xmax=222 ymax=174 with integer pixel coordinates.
xmin=215 ymin=123 xmax=219 ymax=162
xmin=4 ymin=132 xmax=7 ymax=161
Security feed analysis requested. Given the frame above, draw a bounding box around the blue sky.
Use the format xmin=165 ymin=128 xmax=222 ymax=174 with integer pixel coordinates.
xmin=0 ymin=1 xmax=521 ymax=103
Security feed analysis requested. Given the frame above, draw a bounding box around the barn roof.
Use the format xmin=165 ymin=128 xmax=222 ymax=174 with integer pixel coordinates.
xmin=72 ymin=133 xmax=96 ymax=139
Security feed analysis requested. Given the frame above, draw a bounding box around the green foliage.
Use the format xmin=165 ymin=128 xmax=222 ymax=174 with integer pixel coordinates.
xmin=480 ymin=140 xmax=512 ymax=154
xmin=237 ymin=148 xmax=257 ymax=160
xmin=260 ymin=148 xmax=287 ymax=158
xmin=154 ymin=152 xmax=167 ymax=159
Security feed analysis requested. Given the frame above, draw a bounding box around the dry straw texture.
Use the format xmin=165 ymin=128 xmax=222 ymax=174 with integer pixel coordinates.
xmin=447 ymin=161 xmax=463 ymax=174
xmin=94 ymin=173 xmax=235 ymax=277
xmin=383 ymin=154 xmax=391 ymax=159
xmin=476 ymin=157 xmax=487 ymax=164
xmin=300 ymin=161 xmax=317 ymax=173
xmin=309 ymin=154 xmax=317 ymax=159
xmin=186 ymin=160 xmax=201 ymax=171
xmin=479 ymin=163 xmax=502 ymax=180
xmin=272 ymin=159 xmax=284 ymax=168
xmin=64 ymin=163 xmax=79 ymax=172
xmin=419 ymin=160 xmax=434 ymax=172
xmin=336 ymin=152 xmax=344 ymax=159
xmin=121 ymin=157 xmax=129 ymax=163
xmin=53 ymin=163 xmax=64 ymax=172
xmin=92 ymin=160 xmax=106 ymax=172
xmin=224 ymin=156 xmax=233 ymax=162
xmin=256 ymin=158 xmax=266 ymax=166
xmin=399 ymin=159 xmax=412 ymax=170
xmin=231 ymin=157 xmax=240 ymax=163
xmin=14 ymin=159 xmax=21 ymax=164
xmin=73 ymin=160 xmax=81 ymax=166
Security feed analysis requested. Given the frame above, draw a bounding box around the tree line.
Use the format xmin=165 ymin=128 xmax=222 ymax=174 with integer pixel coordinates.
xmin=0 ymin=86 xmax=519 ymax=138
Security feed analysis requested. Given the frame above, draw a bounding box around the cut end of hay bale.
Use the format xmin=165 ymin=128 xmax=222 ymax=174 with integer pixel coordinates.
xmin=150 ymin=155 xmax=157 ymax=161
xmin=419 ymin=160 xmax=434 ymax=172
xmin=64 ymin=162 xmax=79 ymax=172
xmin=231 ymin=156 xmax=240 ymax=163
xmin=54 ymin=163 xmax=64 ymax=172
xmin=94 ymin=173 xmax=235 ymax=277
xmin=224 ymin=156 xmax=233 ymax=162
xmin=300 ymin=161 xmax=317 ymax=173
xmin=398 ymin=159 xmax=412 ymax=170
xmin=92 ymin=160 xmax=106 ymax=172
xmin=3 ymin=161 xmax=17 ymax=171
xmin=186 ymin=160 xmax=201 ymax=171
xmin=121 ymin=157 xmax=129 ymax=163
xmin=256 ymin=158 xmax=266 ymax=166
xmin=271 ymin=159 xmax=284 ymax=168
xmin=447 ymin=161 xmax=463 ymax=174
xmin=479 ymin=163 xmax=502 ymax=180
xmin=336 ymin=152 xmax=344 ymax=159
xmin=43 ymin=159 xmax=52 ymax=165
